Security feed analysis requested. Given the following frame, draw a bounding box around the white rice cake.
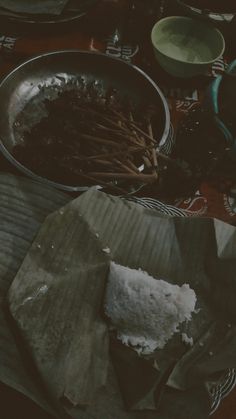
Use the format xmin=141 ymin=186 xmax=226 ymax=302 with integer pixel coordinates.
xmin=104 ymin=262 xmax=197 ymax=355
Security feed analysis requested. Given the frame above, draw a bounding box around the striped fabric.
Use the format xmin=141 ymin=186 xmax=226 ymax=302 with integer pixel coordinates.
xmin=159 ymin=122 xmax=175 ymax=155
xmin=210 ymin=369 xmax=236 ymax=415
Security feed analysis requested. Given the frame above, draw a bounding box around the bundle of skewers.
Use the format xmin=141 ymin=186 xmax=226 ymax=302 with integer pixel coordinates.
xmin=12 ymin=88 xmax=171 ymax=194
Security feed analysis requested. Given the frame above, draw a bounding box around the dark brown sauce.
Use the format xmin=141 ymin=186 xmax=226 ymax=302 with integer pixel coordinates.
xmin=12 ymin=89 xmax=160 ymax=188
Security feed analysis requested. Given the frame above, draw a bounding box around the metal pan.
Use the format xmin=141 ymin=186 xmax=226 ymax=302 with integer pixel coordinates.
xmin=0 ymin=0 xmax=99 ymax=32
xmin=176 ymin=0 xmax=236 ymax=22
xmin=0 ymin=50 xmax=170 ymax=193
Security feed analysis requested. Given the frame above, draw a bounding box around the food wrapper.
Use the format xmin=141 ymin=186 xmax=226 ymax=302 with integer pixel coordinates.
xmin=6 ymin=188 xmax=236 ymax=419
xmin=0 ymin=173 xmax=70 ymax=418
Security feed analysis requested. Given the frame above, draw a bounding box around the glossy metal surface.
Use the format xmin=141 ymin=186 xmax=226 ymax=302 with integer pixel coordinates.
xmin=0 ymin=50 xmax=170 ymax=192
xmin=0 ymin=0 xmax=98 ymax=26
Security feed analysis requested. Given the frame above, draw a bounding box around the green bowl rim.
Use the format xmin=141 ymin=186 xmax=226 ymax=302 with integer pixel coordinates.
xmin=151 ymin=15 xmax=225 ymax=66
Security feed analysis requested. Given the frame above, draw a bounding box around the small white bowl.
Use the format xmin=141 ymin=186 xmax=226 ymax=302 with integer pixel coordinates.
xmin=151 ymin=16 xmax=225 ymax=78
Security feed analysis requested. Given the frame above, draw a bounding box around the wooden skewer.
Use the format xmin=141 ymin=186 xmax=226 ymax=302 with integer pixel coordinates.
xmin=147 ymin=121 xmax=158 ymax=170
xmin=76 ymin=172 xmax=128 ymax=194
xmin=110 ymin=108 xmax=130 ymax=123
xmin=109 ymin=108 xmax=175 ymax=164
xmin=87 ymin=171 xmax=158 ymax=183
xmin=79 ymin=133 xmax=122 ymax=149
xmin=129 ymin=112 xmax=134 ymax=123
xmin=129 ymin=111 xmax=145 ymax=146
xmin=59 ymin=161 xmax=128 ymax=194
xmin=130 ymin=121 xmax=157 ymax=145
xmin=93 ymin=123 xmax=124 ymax=134
xmin=128 ymin=145 xmax=153 ymax=153
xmin=113 ymin=158 xmax=137 ymax=174
xmin=95 ymin=125 xmax=143 ymax=147
xmin=110 ymin=108 xmax=156 ymax=142
xmin=92 ymin=159 xmax=114 ymax=167
xmin=143 ymin=155 xmax=153 ymax=169
xmin=79 ymin=150 xmax=129 ymax=161
xmin=76 ymin=105 xmax=174 ymax=164
xmin=125 ymin=159 xmax=140 ymax=174
xmin=74 ymin=105 xmax=129 ymax=134
xmin=83 ymin=121 xmax=147 ymax=148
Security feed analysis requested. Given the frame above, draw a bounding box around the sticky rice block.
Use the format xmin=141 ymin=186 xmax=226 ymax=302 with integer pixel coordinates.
xmin=104 ymin=262 xmax=197 ymax=355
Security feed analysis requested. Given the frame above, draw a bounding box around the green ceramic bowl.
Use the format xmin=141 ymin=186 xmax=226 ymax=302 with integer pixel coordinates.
xmin=151 ymin=16 xmax=225 ymax=78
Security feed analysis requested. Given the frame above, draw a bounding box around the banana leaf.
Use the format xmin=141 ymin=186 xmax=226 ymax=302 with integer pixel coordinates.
xmin=0 ymin=173 xmax=70 ymax=417
xmin=8 ymin=188 xmax=236 ymax=419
